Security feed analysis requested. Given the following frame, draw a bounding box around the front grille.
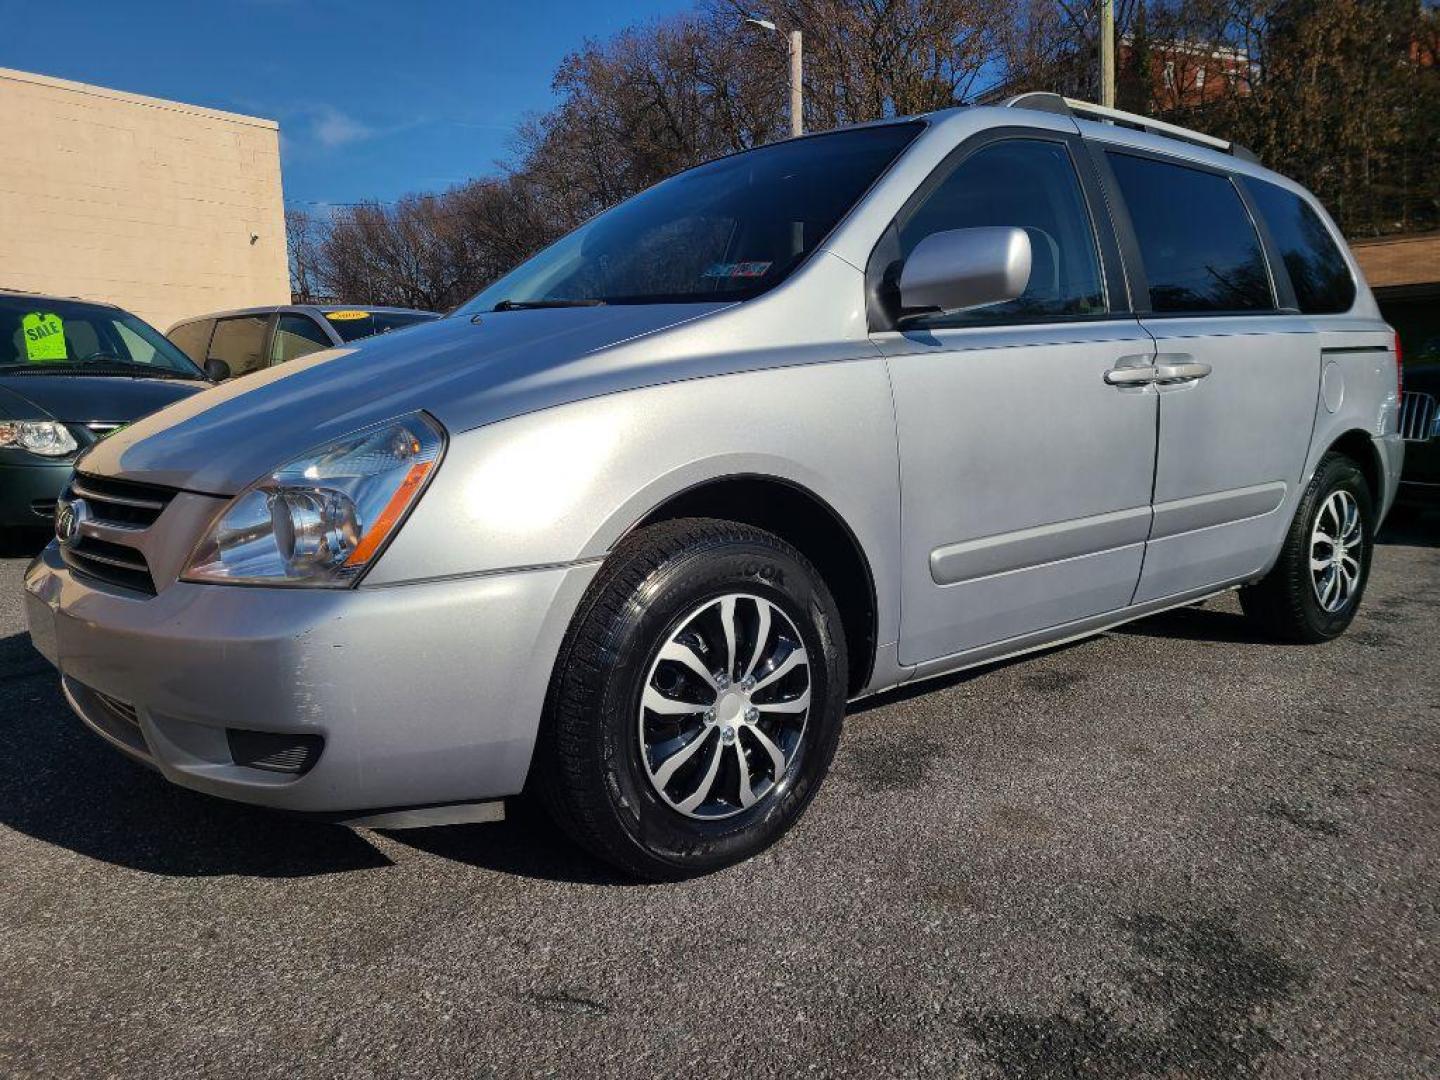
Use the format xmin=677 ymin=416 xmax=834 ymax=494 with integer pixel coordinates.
xmin=1400 ymin=391 xmax=1436 ymax=443
xmin=60 ymin=535 xmax=157 ymax=595
xmin=58 ymin=474 xmax=178 ymax=595
xmin=69 ymin=474 xmax=174 ymax=528
xmin=93 ymin=689 xmax=140 ymax=732
xmin=67 ymin=678 xmax=149 ymax=756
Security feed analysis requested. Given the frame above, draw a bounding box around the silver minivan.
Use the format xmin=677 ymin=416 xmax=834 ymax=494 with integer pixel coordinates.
xmin=25 ymin=95 xmax=1403 ymax=879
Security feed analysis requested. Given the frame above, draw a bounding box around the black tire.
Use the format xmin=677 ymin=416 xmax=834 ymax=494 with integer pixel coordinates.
xmin=1240 ymin=452 xmax=1374 ymax=643
xmin=534 ymin=517 xmax=847 ymax=881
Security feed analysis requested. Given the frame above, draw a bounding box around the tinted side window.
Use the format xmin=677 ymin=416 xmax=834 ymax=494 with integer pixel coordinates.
xmin=168 ymin=320 xmax=214 ymax=364
xmin=1243 ymin=179 xmax=1355 ymax=314
xmin=896 ymin=139 xmax=1106 ymax=326
xmin=208 ymin=315 xmax=269 ymax=377
xmin=1107 ymin=153 xmax=1273 ymax=313
xmin=271 ymin=314 xmax=333 ymax=364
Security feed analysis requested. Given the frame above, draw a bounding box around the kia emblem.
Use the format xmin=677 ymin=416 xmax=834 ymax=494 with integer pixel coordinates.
xmin=55 ymin=498 xmax=87 ymax=546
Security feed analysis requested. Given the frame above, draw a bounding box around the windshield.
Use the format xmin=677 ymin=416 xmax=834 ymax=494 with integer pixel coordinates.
xmin=323 ymin=309 xmax=439 ymax=343
xmin=458 ymin=122 xmax=923 ymax=313
xmin=0 ymin=296 xmax=205 ymax=378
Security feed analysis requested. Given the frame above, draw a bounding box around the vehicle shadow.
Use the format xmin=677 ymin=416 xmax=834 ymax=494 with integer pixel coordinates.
xmin=0 ymin=630 xmax=392 ymax=878
xmin=850 ymin=598 xmax=1281 ymax=717
xmin=379 ymin=803 xmax=641 ymax=887
xmin=0 ymin=630 xmax=626 ymax=884
xmin=1111 ymin=602 xmax=1281 ymax=646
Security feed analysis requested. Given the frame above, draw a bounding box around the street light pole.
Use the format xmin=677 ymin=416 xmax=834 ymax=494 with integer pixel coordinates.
xmin=743 ymin=17 xmax=804 ymax=137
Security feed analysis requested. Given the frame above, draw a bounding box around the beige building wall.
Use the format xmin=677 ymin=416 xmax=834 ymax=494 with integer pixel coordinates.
xmin=0 ymin=67 xmax=289 ymax=332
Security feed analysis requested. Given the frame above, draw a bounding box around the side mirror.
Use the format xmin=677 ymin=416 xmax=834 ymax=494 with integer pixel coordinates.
xmin=897 ymin=226 xmax=1032 ymax=320
xmin=204 ymin=358 xmax=232 ymax=383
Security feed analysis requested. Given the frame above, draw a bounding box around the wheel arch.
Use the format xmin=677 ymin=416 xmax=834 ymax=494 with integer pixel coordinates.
xmin=1322 ymin=428 xmax=1384 ymax=510
xmin=624 ymin=474 xmax=879 ymax=696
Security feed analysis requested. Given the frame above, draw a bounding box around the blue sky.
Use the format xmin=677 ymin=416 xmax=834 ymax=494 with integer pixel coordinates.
xmin=0 ymin=0 xmax=690 ymax=207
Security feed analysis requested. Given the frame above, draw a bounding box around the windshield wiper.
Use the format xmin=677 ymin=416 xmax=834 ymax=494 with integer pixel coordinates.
xmin=491 ymin=298 xmax=607 ymax=312
xmin=0 ymin=363 xmax=202 ymax=380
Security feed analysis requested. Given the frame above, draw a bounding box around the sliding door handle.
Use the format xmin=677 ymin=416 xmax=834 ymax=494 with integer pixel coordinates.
xmin=1153 ymin=360 xmax=1212 ymax=383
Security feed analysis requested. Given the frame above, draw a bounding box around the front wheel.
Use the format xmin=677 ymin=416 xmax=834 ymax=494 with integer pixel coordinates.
xmin=1240 ymin=452 xmax=1374 ymax=642
xmin=534 ymin=518 xmax=847 ymax=880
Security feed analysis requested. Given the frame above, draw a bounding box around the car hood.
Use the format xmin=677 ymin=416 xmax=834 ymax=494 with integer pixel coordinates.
xmin=78 ymin=303 xmax=734 ymax=494
xmin=0 ymin=374 xmax=206 ymax=424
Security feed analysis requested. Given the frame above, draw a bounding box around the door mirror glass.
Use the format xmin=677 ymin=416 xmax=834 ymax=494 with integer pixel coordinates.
xmin=898 ymin=227 xmax=1032 ymax=320
xmin=204 ymin=357 xmax=232 ymax=382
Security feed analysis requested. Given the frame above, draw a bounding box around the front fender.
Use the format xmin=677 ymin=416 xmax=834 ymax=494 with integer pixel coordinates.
xmin=367 ymin=359 xmax=902 ymax=647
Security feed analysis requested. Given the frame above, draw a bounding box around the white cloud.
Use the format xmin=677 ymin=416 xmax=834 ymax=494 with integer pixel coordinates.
xmin=309 ymin=105 xmax=375 ymax=150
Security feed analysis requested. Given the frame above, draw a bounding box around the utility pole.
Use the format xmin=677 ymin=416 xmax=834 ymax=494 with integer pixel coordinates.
xmin=743 ymin=17 xmax=804 ymax=137
xmin=1100 ymin=0 xmax=1116 ymax=107
xmin=788 ymin=29 xmax=803 ymax=136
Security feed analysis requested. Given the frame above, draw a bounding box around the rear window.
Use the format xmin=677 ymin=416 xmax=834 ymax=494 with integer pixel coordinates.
xmin=1243 ymin=179 xmax=1355 ymax=314
xmin=168 ymin=319 xmax=214 ymax=364
xmin=323 ymin=310 xmax=437 ymax=343
xmin=1107 ymin=152 xmax=1274 ymax=313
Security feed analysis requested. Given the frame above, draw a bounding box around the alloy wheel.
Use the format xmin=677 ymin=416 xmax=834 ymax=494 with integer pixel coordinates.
xmin=1309 ymin=489 xmax=1363 ymax=614
xmin=638 ymin=593 xmax=811 ymax=820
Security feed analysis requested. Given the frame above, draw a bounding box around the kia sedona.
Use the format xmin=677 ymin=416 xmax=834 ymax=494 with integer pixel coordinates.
xmin=25 ymin=95 xmax=1402 ymax=879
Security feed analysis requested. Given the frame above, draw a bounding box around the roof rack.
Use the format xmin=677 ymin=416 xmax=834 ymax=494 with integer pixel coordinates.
xmin=1002 ymin=91 xmax=1259 ymax=164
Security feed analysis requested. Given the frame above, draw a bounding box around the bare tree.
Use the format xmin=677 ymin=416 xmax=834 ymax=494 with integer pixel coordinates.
xmin=285 ymin=207 xmax=329 ymax=304
xmin=304 ymin=0 xmax=1438 ymax=307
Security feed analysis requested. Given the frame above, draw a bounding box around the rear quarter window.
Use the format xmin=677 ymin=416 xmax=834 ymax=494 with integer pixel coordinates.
xmin=1243 ymin=179 xmax=1356 ymax=314
xmin=208 ymin=315 xmax=270 ymax=378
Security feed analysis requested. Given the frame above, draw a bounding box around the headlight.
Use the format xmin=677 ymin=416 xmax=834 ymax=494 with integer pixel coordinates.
xmin=183 ymin=412 xmax=444 ymax=587
xmin=0 ymin=420 xmax=78 ymax=457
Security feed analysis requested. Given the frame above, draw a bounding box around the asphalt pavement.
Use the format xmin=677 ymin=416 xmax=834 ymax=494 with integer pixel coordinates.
xmin=0 ymin=523 xmax=1436 ymax=1078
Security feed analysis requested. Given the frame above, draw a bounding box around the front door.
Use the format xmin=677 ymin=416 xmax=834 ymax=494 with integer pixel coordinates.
xmin=1099 ymin=149 xmax=1319 ymax=603
xmin=873 ymin=134 xmax=1159 ymax=667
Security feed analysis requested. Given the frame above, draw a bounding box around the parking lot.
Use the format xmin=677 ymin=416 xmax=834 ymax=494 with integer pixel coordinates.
xmin=0 ymin=525 xmax=1436 ymax=1079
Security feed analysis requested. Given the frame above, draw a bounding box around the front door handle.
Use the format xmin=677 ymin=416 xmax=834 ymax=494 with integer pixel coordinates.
xmin=1104 ymin=363 xmax=1156 ymax=386
xmin=1153 ymin=356 xmax=1213 ymax=384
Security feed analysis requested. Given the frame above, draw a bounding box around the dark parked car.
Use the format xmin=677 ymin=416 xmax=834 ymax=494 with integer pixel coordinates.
xmin=1397 ymin=342 xmax=1440 ymax=506
xmin=0 ymin=291 xmax=208 ymax=537
xmin=167 ymin=305 xmax=439 ymax=382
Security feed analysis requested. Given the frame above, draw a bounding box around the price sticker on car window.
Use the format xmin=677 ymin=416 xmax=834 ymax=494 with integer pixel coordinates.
xmin=22 ymin=312 xmax=67 ymax=362
xmin=325 ymin=310 xmax=371 ymax=321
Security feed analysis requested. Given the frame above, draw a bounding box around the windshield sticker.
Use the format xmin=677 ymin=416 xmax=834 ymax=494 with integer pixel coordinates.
xmin=702 ymin=261 xmax=772 ymax=280
xmin=22 ymin=312 xmax=67 ymax=362
xmin=325 ymin=310 xmax=372 ymax=321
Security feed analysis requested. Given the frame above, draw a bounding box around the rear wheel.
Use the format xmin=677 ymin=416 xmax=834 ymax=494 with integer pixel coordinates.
xmin=534 ymin=518 xmax=846 ymax=880
xmin=1240 ymin=452 xmax=1374 ymax=642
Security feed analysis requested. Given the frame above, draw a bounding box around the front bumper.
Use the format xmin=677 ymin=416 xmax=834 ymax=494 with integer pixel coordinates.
xmin=24 ymin=543 xmax=596 ymax=814
xmin=0 ymin=461 xmax=71 ymax=527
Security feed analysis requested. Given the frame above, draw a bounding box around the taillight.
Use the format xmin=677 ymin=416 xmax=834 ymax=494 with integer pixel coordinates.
xmin=1395 ymin=329 xmax=1404 ymax=398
